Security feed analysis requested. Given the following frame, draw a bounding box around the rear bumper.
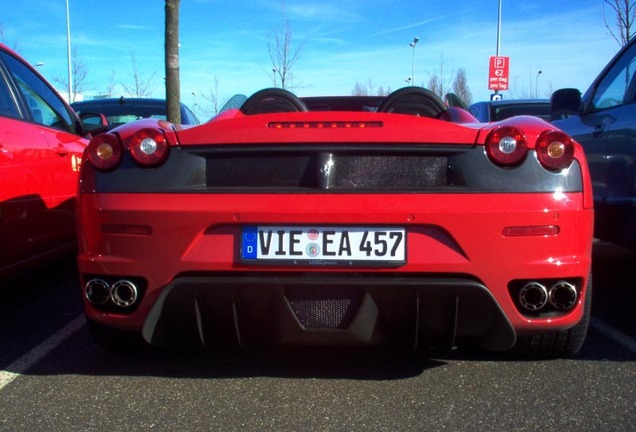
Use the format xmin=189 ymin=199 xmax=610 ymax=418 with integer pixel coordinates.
xmin=77 ymin=191 xmax=594 ymax=350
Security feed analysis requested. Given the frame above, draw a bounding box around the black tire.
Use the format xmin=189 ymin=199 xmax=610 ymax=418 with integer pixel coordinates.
xmin=511 ymin=274 xmax=592 ymax=358
xmin=86 ymin=317 xmax=148 ymax=353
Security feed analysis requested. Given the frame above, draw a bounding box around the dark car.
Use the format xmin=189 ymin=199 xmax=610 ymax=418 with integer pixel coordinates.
xmin=552 ymin=37 xmax=636 ymax=248
xmin=0 ymin=43 xmax=95 ymax=280
xmin=469 ymin=99 xmax=557 ymax=122
xmin=77 ymin=87 xmax=593 ymax=358
xmin=71 ymin=97 xmax=200 ymax=130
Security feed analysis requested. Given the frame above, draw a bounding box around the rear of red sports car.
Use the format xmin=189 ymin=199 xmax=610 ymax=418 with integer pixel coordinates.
xmin=77 ymin=87 xmax=594 ymax=357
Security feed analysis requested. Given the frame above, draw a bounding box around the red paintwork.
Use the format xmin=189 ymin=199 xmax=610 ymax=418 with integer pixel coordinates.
xmin=78 ymin=191 xmax=593 ymax=331
xmin=77 ymin=100 xmax=594 ymax=351
xmin=0 ymin=44 xmax=88 ymax=279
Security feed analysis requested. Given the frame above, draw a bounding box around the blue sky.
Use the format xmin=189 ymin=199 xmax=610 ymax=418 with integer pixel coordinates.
xmin=0 ymin=0 xmax=621 ymax=118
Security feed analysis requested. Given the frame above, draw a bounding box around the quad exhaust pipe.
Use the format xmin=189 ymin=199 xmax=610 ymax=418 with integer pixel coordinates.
xmin=85 ymin=279 xmax=111 ymax=306
xmin=518 ymin=280 xmax=578 ymax=312
xmin=85 ymin=278 xmax=139 ymax=308
xmin=548 ymin=281 xmax=578 ymax=311
xmin=519 ymin=282 xmax=548 ymax=311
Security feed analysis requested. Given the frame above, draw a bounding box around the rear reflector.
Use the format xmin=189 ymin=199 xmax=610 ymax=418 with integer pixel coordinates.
xmin=502 ymin=225 xmax=559 ymax=237
xmin=101 ymin=224 xmax=153 ymax=235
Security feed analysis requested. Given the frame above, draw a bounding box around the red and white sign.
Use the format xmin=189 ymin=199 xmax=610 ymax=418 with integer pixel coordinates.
xmin=488 ymin=56 xmax=509 ymax=91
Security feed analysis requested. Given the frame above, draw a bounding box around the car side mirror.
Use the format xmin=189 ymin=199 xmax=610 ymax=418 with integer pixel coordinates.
xmin=551 ymin=88 xmax=582 ymax=115
xmin=80 ymin=112 xmax=110 ymax=133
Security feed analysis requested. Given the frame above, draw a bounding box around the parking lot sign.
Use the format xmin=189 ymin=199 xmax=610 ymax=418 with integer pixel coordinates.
xmin=488 ymin=56 xmax=509 ymax=91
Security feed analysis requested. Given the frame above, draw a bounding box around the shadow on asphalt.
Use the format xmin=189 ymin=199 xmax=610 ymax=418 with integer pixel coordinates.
xmin=17 ymin=318 xmax=633 ymax=382
xmin=4 ymin=241 xmax=635 ymax=381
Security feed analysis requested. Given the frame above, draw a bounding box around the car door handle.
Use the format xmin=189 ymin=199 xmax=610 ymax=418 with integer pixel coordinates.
xmin=593 ymin=124 xmax=604 ymax=137
xmin=54 ymin=144 xmax=70 ymax=156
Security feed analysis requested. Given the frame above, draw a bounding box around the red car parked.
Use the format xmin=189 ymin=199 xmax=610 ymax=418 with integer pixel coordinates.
xmin=0 ymin=44 xmax=93 ymax=280
xmin=77 ymin=87 xmax=594 ymax=357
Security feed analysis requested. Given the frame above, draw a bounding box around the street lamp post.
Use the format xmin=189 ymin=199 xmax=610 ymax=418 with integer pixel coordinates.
xmin=535 ymin=70 xmax=543 ymax=98
xmin=66 ymin=0 xmax=73 ymax=102
xmin=409 ymin=37 xmax=419 ymax=86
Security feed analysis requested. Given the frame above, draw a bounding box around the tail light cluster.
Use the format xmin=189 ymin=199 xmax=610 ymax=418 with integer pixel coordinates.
xmin=485 ymin=126 xmax=575 ymax=171
xmin=86 ymin=128 xmax=170 ymax=171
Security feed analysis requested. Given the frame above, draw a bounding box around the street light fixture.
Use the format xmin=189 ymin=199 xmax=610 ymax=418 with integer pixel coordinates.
xmin=409 ymin=37 xmax=419 ymax=86
xmin=535 ymin=70 xmax=543 ymax=98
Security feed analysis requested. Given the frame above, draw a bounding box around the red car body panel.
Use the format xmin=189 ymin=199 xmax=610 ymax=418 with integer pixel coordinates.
xmin=77 ymin=88 xmax=594 ymax=355
xmin=0 ymin=44 xmax=88 ymax=279
xmin=78 ymin=192 xmax=592 ymax=328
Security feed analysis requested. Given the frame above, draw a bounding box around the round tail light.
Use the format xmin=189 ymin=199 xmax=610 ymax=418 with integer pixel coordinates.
xmin=86 ymin=133 xmax=122 ymax=171
xmin=536 ymin=130 xmax=575 ymax=171
xmin=129 ymin=128 xmax=170 ymax=167
xmin=485 ymin=126 xmax=527 ymax=166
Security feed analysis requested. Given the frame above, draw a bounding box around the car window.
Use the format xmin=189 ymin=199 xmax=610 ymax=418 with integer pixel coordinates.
xmin=0 ymin=50 xmax=75 ymax=133
xmin=73 ymin=103 xmax=166 ymax=126
xmin=468 ymin=104 xmax=481 ymax=119
xmin=591 ymin=41 xmax=636 ymax=110
xmin=182 ymin=104 xmax=200 ymax=124
xmin=0 ymin=68 xmax=20 ymax=119
xmin=494 ymin=104 xmax=552 ymax=121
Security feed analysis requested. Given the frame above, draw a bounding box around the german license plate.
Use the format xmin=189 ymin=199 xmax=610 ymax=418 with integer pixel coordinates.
xmin=241 ymin=226 xmax=406 ymax=266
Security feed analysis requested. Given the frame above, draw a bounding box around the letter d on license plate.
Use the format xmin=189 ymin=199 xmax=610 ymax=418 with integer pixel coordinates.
xmin=241 ymin=226 xmax=406 ymax=266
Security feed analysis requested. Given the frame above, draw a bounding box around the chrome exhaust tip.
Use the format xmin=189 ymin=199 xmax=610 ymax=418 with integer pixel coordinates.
xmin=110 ymin=280 xmax=139 ymax=308
xmin=519 ymin=282 xmax=549 ymax=311
xmin=549 ymin=281 xmax=578 ymax=311
xmin=85 ymin=279 xmax=111 ymax=306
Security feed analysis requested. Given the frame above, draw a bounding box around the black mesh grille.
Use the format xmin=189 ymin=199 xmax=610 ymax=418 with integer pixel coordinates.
xmin=205 ymin=149 xmax=448 ymax=191
xmin=286 ymin=286 xmax=363 ymax=329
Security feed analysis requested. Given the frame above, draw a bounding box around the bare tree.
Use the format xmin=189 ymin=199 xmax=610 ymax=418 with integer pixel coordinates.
xmin=351 ymin=79 xmax=390 ymax=96
xmin=351 ymin=82 xmax=369 ymax=96
xmin=452 ymin=68 xmax=473 ymax=106
xmin=603 ymin=0 xmax=636 ymax=47
xmin=427 ymin=74 xmax=446 ymax=98
xmin=104 ymin=70 xmax=117 ymax=97
xmin=54 ymin=47 xmax=89 ymax=102
xmin=268 ymin=2 xmax=306 ymax=90
xmin=201 ymin=76 xmax=225 ymax=117
xmin=426 ymin=54 xmax=453 ymax=98
xmin=0 ymin=22 xmax=21 ymax=51
xmin=165 ymin=0 xmax=180 ymax=124
xmin=123 ymin=50 xmax=157 ymax=98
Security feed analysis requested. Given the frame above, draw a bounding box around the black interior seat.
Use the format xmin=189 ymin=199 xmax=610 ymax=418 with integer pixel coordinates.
xmin=240 ymin=88 xmax=308 ymax=115
xmin=377 ymin=86 xmax=448 ymax=119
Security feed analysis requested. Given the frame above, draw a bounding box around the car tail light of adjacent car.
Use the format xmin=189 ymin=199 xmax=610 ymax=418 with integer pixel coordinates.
xmin=87 ymin=133 xmax=122 ymax=171
xmin=485 ymin=126 xmax=527 ymax=166
xmin=129 ymin=128 xmax=170 ymax=167
xmin=536 ymin=130 xmax=575 ymax=171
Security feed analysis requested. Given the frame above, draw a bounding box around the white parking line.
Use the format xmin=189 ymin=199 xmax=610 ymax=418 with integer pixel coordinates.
xmin=0 ymin=314 xmax=85 ymax=391
xmin=590 ymin=317 xmax=636 ymax=354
